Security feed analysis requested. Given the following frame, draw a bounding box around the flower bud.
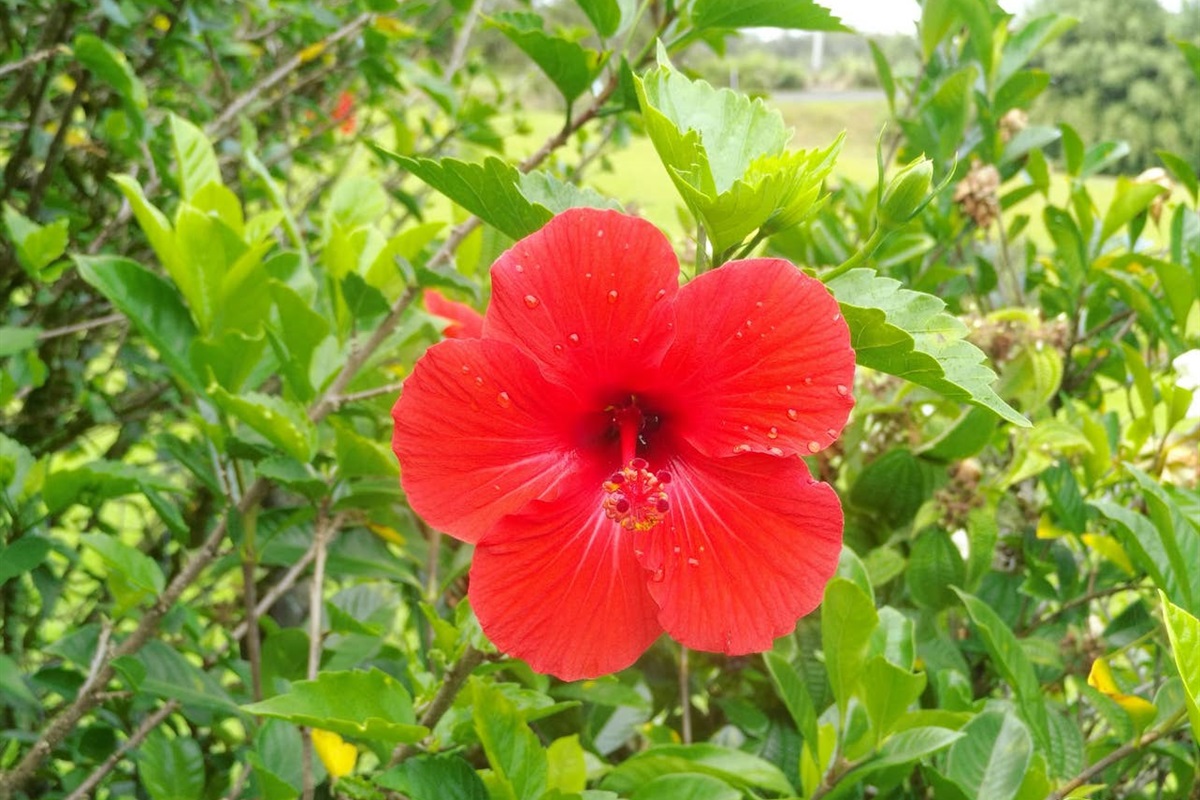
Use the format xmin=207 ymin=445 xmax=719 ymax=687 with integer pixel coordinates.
xmin=879 ymin=157 xmax=934 ymax=228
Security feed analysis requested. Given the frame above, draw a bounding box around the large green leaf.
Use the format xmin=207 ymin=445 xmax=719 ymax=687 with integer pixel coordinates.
xmin=0 ymin=536 xmax=52 ymax=587
xmin=822 ymin=578 xmax=879 ymax=715
xmin=574 ymin=0 xmax=634 ymax=37
xmin=855 ymin=727 xmax=963 ymax=776
xmin=211 ymin=388 xmax=317 ymax=462
xmin=630 ymin=774 xmax=739 ymax=800
xmin=954 ymin=590 xmax=1052 ymax=760
xmin=944 ymin=711 xmax=1033 ymax=800
xmin=1160 ymin=592 xmax=1200 ymax=737
xmin=488 ymin=12 xmax=602 ymax=104
xmin=764 ymin=651 xmax=819 ymax=750
xmin=862 ymin=656 xmax=927 ymax=739
xmin=243 ymin=669 xmax=427 ymax=743
xmin=472 ymin=679 xmax=548 ymax=800
xmin=138 ymin=730 xmax=204 ymax=800
xmin=1095 ymin=499 xmax=1198 ymax=615
xmin=74 ymin=255 xmax=202 ymax=389
xmin=379 ymin=754 xmax=490 ymax=800
xmin=828 ymin=268 xmax=1028 ymax=426
xmin=44 ymin=460 xmax=177 ymax=514
xmin=74 ymin=33 xmax=147 ymax=131
xmin=601 ymin=744 xmax=793 ymax=796
xmin=691 ymin=0 xmax=849 ymax=32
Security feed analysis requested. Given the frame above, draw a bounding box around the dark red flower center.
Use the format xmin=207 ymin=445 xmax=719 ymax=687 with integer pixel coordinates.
xmin=601 ymin=402 xmax=671 ymax=531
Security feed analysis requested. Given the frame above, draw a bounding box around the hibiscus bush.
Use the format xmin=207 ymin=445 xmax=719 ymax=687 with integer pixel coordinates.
xmin=2 ymin=1 xmax=1199 ymax=800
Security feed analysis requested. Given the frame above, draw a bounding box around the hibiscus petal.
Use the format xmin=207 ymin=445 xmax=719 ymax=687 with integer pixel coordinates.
xmin=471 ymin=469 xmax=664 ymax=680
xmin=392 ymin=338 xmax=581 ymax=543
xmin=423 ymin=289 xmax=484 ymax=339
xmin=485 ymin=208 xmax=680 ymax=400
xmin=658 ymin=259 xmax=855 ymax=458
xmin=640 ymin=447 xmax=843 ymax=654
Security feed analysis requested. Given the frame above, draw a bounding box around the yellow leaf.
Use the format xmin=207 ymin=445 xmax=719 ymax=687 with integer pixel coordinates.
xmin=372 ymin=16 xmax=417 ymax=36
xmin=1036 ymin=513 xmax=1069 ymax=539
xmin=312 ymin=729 xmax=357 ymax=779
xmin=298 ymin=42 xmax=326 ymax=63
xmin=367 ymin=523 xmax=405 ymax=546
xmin=1088 ymin=657 xmax=1157 ymax=733
xmin=1080 ymin=533 xmax=1135 ymax=575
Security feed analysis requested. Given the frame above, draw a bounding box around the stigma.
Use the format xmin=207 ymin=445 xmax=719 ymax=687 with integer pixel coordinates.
xmin=602 ymin=457 xmax=671 ymax=532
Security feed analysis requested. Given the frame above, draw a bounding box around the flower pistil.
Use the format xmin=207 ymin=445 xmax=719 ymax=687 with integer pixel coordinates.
xmin=601 ymin=403 xmax=671 ymax=531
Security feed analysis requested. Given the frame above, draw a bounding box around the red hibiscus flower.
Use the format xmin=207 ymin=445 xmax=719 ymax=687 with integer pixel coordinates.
xmin=423 ymin=289 xmax=484 ymax=340
xmin=392 ymin=208 xmax=855 ymax=680
xmin=332 ymin=90 xmax=356 ymax=135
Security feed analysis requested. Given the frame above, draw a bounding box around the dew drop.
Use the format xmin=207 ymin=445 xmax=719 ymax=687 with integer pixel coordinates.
xmin=461 ymin=364 xmax=471 ymax=374
xmin=767 ymin=446 xmax=784 ymax=456
xmin=733 ymin=443 xmax=752 ymax=454
xmin=673 ymin=545 xmax=681 ymax=554
xmin=787 ymin=408 xmax=799 ymax=421
xmin=631 ymin=336 xmax=640 ymax=345
xmin=597 ymin=228 xmax=605 ymax=237
xmin=742 ymin=424 xmax=750 ymax=432
xmin=553 ymin=344 xmax=564 ymax=354
xmin=687 ymin=557 xmax=700 ymax=567
xmin=735 ymin=330 xmax=744 ymax=339
xmin=584 ymin=272 xmax=592 ymax=279
xmin=493 ymin=484 xmax=501 ymax=491
xmin=833 ymin=312 xmax=841 ymax=322
xmin=698 ymin=544 xmax=706 ymax=553
xmin=634 ymin=549 xmax=645 ymax=557
xmin=767 ymin=426 xmax=778 ymax=439
xmin=496 ymin=391 xmax=512 ymax=409
xmin=836 ymin=384 xmax=849 ymax=396
xmin=807 ymin=441 xmax=821 ymax=453
xmin=655 ymin=288 xmax=667 ymax=301
xmin=568 ymin=333 xmax=581 ymax=347
xmin=652 ymin=568 xmax=665 ymax=582
xmin=523 ymin=294 xmax=540 ymax=309
xmin=474 ymin=376 xmax=484 ymax=388
xmin=785 ymin=384 xmax=793 ymax=391
xmin=826 ymin=428 xmax=837 ymax=437
xmin=755 ymin=301 xmax=764 ymax=308
xmin=607 ymin=289 xmax=619 ymax=304
xmin=804 ymin=376 xmax=814 ymax=386
xmin=666 ymin=322 xmax=675 ymax=331
xmin=744 ymin=319 xmax=753 ymax=328
xmin=514 ymin=263 xmax=524 ymax=273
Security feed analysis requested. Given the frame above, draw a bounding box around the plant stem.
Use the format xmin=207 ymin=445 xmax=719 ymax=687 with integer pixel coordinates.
xmin=821 ymin=227 xmax=889 ymax=283
xmin=679 ymin=646 xmax=692 ymax=744
xmin=1047 ymin=709 xmax=1188 ymax=800
xmin=388 ymin=645 xmax=486 ymax=767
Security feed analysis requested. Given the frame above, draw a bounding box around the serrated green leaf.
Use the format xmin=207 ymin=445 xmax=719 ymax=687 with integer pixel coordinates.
xmin=211 ymin=388 xmax=317 ymax=462
xmin=907 ymin=529 xmax=965 ymax=611
xmin=0 ymin=536 xmax=51 ymax=587
xmin=822 ymin=578 xmax=879 ymax=714
xmin=1160 ymin=592 xmax=1200 ymax=737
xmin=850 ymin=448 xmax=932 ymax=529
xmin=81 ymin=532 xmax=165 ymax=599
xmin=488 ymin=13 xmax=601 ymax=104
xmin=380 ymin=151 xmax=551 ymax=240
xmin=379 ymin=754 xmax=489 ymax=800
xmin=138 ymin=730 xmax=204 ymax=800
xmin=3 ymin=204 xmax=68 ymax=279
xmin=74 ymin=255 xmax=202 ymax=389
xmin=692 ymin=0 xmax=849 ymax=32
xmin=517 ymin=171 xmax=621 ymax=215
xmin=170 ymin=115 xmax=221 ymax=200
xmin=244 ymin=669 xmax=426 ymax=743
xmin=945 ymin=711 xmax=1033 ymax=800
xmin=574 ymin=0 xmax=634 ymax=38
xmin=828 ymin=268 xmax=1028 ymax=426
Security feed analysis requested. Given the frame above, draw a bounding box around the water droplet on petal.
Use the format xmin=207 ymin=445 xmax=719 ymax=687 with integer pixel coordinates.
xmin=698 ymin=544 xmax=705 ymax=553
xmin=655 ymin=288 xmax=667 ymax=301
xmin=474 ymin=376 xmax=484 ymax=388
xmin=785 ymin=384 xmax=793 ymax=391
xmin=585 ymin=272 xmax=592 ymax=279
xmin=568 ymin=333 xmax=581 ymax=347
xmin=461 ymin=364 xmax=471 ymax=374
xmin=553 ymin=344 xmax=564 ymax=354
xmin=827 ymin=428 xmax=837 ymax=437
xmin=767 ymin=446 xmax=784 ymax=456
xmin=631 ymin=336 xmax=640 ymax=345
xmin=496 ymin=391 xmax=512 ymax=408
xmin=735 ymin=330 xmax=744 ymax=339
xmin=744 ymin=319 xmax=753 ymax=328
xmin=767 ymin=427 xmax=778 ymax=439
xmin=742 ymin=424 xmax=750 ymax=432
xmin=787 ymin=408 xmax=799 ymax=421
xmin=673 ymin=545 xmax=681 ymax=554
xmin=733 ymin=443 xmax=752 ymax=454
xmin=523 ymin=294 xmax=540 ymax=309
xmin=607 ymin=289 xmax=619 ymax=304
xmin=807 ymin=441 xmax=821 ymax=453
xmin=514 ymin=263 xmax=524 ymax=273
xmin=836 ymin=384 xmax=849 ymax=396
xmin=804 ymin=376 xmax=814 ymax=386
xmin=833 ymin=312 xmax=842 ymax=322
xmin=687 ymin=557 xmax=700 ymax=567
xmin=652 ymin=568 xmax=664 ymax=582
xmin=597 ymin=229 xmax=605 ymax=237
xmin=755 ymin=301 xmax=764 ymax=308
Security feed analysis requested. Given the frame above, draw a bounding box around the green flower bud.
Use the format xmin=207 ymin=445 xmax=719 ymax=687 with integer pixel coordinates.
xmin=879 ymin=157 xmax=934 ymax=228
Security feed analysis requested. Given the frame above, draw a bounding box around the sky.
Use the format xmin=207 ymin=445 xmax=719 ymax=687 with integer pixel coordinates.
xmin=820 ymin=0 xmax=1185 ymax=34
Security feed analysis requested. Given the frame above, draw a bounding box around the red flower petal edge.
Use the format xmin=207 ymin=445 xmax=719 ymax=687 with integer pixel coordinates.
xmin=423 ymin=289 xmax=484 ymax=339
xmin=392 ymin=208 xmax=855 ymax=680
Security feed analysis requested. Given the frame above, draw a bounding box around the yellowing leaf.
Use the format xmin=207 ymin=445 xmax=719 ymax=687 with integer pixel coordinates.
xmin=298 ymin=42 xmax=326 ymax=63
xmin=312 ymin=728 xmax=357 ymax=779
xmin=1036 ymin=513 xmax=1069 ymax=539
xmin=372 ymin=16 xmax=417 ymax=36
xmin=1087 ymin=657 xmax=1157 ymax=733
xmin=368 ymin=523 xmax=405 ymax=545
xmin=1080 ymin=533 xmax=1135 ymax=575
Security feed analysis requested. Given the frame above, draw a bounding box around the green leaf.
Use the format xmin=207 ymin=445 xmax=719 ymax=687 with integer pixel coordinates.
xmin=691 ymin=0 xmax=850 ymax=32
xmin=382 ymin=152 xmax=551 ymax=240
xmin=859 ymin=726 xmax=963 ymax=774
xmin=547 ymin=736 xmax=587 ymax=794
xmin=3 ymin=204 xmax=68 ymax=280
xmin=953 ymin=590 xmax=1051 ymax=756
xmin=110 ymin=175 xmax=182 ymax=275
xmin=1159 ymin=592 xmax=1200 ymax=737
xmin=0 ymin=326 xmax=40 ymax=359
xmin=944 ymin=711 xmax=1033 ymax=800
xmin=630 ymin=774 xmax=740 ymax=800
xmin=764 ymin=651 xmax=819 ymax=750
xmin=1158 ymin=149 xmax=1199 ymax=204
xmin=379 ymin=754 xmax=490 ymax=800
xmin=822 ymin=578 xmax=879 ymax=714
xmin=174 ymin=203 xmax=229 ymax=332
xmin=920 ymin=0 xmax=960 ymax=60
xmin=0 ymin=536 xmax=52 ymax=587
xmin=869 ymin=40 xmax=896 ymax=111
xmin=574 ymin=0 xmax=634 ymax=38
xmin=170 ymin=114 xmax=221 ymax=200
xmin=211 ymin=388 xmax=317 ymax=462
xmin=74 ymin=33 xmax=147 ymax=131
xmin=1100 ymin=177 xmax=1169 ymax=244
xmin=829 ymin=268 xmax=1028 ymax=426
xmin=44 ymin=459 xmax=177 ymax=514
xmin=243 ymin=669 xmax=427 ymax=743
xmin=138 ymin=730 xmax=204 ymax=800
xmin=998 ymin=15 xmax=1077 ymax=85
xmin=81 ymin=532 xmax=165 ymax=614
xmin=517 ymin=172 xmax=621 ymax=216
xmin=0 ymin=654 xmax=38 ymax=711
xmin=472 ymin=679 xmax=548 ymax=800
xmin=862 ymin=656 xmax=927 ymax=739
xmin=74 ymin=255 xmax=203 ymax=389
xmin=1176 ymin=39 xmax=1200 ymax=83
xmin=1095 ymin=500 xmax=1197 ymax=615
xmin=488 ymin=13 xmax=601 ymax=105
xmin=850 ymin=448 xmax=931 ymax=530
xmin=601 ymin=744 xmax=793 ymax=796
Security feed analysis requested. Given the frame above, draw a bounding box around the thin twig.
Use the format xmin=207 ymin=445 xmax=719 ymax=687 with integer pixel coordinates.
xmin=0 ymin=47 xmax=59 ymax=80
xmin=679 ymin=646 xmax=692 ymax=744
xmin=61 ymin=701 xmax=180 ymax=800
xmin=37 ymin=312 xmax=125 ymax=340
xmin=1046 ymin=709 xmax=1188 ymax=800
xmin=301 ymin=512 xmax=331 ymax=800
xmin=388 ymin=645 xmax=486 ymax=767
xmin=330 ymin=381 xmax=406 ymax=409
